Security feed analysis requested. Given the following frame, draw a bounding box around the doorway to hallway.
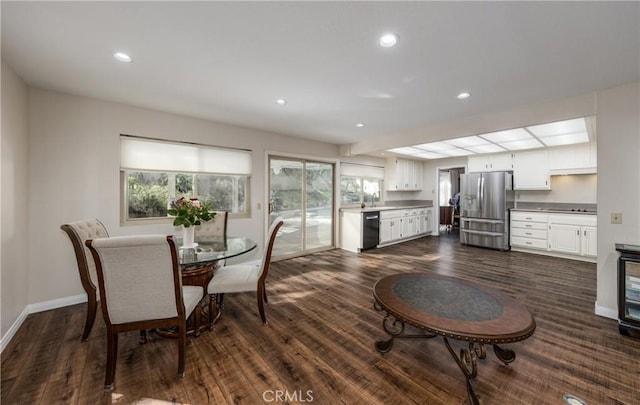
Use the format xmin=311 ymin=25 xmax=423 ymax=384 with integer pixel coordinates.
xmin=437 ymin=166 xmax=465 ymax=238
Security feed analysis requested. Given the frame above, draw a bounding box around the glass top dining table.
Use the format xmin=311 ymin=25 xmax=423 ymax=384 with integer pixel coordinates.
xmin=178 ymin=235 xmax=257 ymax=268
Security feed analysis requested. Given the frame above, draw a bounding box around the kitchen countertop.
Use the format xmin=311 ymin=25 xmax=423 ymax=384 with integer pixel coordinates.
xmin=341 ymin=204 xmax=433 ymax=213
xmin=511 ymin=208 xmax=597 ymax=215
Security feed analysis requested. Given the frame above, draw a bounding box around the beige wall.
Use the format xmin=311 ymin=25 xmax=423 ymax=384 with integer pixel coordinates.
xmin=26 ymin=88 xmax=339 ymax=306
xmin=595 ymin=81 xmax=640 ymax=316
xmin=516 ymin=174 xmax=597 ymax=204
xmin=1 ymin=61 xmax=30 ymax=338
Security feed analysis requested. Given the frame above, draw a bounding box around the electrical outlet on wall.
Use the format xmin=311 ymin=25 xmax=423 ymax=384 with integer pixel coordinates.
xmin=611 ymin=212 xmax=623 ymax=224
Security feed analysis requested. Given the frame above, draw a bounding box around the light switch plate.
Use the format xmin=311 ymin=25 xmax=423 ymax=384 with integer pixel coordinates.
xmin=611 ymin=212 xmax=622 ymax=224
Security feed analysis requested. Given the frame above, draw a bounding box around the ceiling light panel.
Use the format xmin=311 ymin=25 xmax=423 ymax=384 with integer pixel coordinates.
xmin=438 ymin=148 xmax=476 ymax=157
xmin=387 ymin=146 xmax=424 ymax=155
xmin=526 ymin=118 xmax=586 ymax=137
xmin=414 ymin=151 xmax=446 ymax=159
xmin=465 ymin=144 xmax=507 ymax=154
xmin=480 ymin=128 xmax=532 ymax=143
xmin=445 ymin=136 xmax=490 ymax=148
xmin=413 ymin=141 xmax=453 ymax=151
xmin=498 ymin=138 xmax=544 ymax=150
xmin=539 ymin=132 xmax=589 ymax=147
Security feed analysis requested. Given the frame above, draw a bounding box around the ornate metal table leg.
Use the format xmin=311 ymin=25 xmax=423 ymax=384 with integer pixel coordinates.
xmin=374 ymin=300 xmax=437 ymax=353
xmin=375 ymin=313 xmax=405 ymax=353
xmin=493 ymin=345 xmax=516 ymax=364
xmin=443 ymin=338 xmax=485 ymax=405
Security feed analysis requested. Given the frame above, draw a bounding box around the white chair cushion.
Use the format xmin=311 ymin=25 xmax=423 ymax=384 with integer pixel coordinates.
xmin=182 ymin=286 xmax=204 ymax=317
xmin=208 ymin=263 xmax=260 ymax=294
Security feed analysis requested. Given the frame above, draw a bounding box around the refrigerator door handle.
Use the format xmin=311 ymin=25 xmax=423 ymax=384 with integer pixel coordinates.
xmin=477 ymin=177 xmax=482 ymax=211
xmin=461 ymin=218 xmax=504 ymax=225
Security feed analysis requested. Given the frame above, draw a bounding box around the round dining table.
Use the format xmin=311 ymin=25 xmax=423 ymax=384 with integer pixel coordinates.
xmin=159 ymin=235 xmax=257 ymax=337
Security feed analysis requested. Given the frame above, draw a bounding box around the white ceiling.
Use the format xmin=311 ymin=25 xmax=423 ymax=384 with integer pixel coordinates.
xmin=2 ymin=2 xmax=638 ymax=147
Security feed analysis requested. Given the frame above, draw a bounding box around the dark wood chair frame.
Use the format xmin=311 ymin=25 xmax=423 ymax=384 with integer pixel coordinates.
xmin=209 ymin=219 xmax=284 ymax=328
xmin=86 ymin=235 xmax=197 ymax=391
xmin=60 ymin=220 xmax=108 ymax=342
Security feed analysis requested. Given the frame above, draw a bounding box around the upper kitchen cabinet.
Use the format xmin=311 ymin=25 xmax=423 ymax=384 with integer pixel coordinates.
xmin=468 ymin=152 xmax=513 ymax=173
xmin=387 ymin=158 xmax=423 ymax=191
xmin=549 ymin=143 xmax=597 ymax=174
xmin=513 ymin=149 xmax=550 ymax=190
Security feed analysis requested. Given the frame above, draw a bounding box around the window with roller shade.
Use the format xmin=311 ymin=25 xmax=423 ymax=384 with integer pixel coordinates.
xmin=120 ymin=135 xmax=251 ymax=223
xmin=339 ymin=163 xmax=384 ymax=206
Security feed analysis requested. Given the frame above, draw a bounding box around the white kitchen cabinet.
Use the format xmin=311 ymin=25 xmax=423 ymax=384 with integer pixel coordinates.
xmin=339 ymin=211 xmax=363 ymax=253
xmin=401 ymin=215 xmax=417 ymax=238
xmin=513 ymin=149 xmax=550 ymax=190
xmin=467 ymin=153 xmax=513 ymax=173
xmin=549 ymin=224 xmax=582 ymax=255
xmin=412 ymin=162 xmax=424 ymax=190
xmin=379 ymin=207 xmax=432 ymax=246
xmin=511 ymin=211 xmax=548 ymax=250
xmin=425 ymin=208 xmax=433 ymax=234
xmin=511 ymin=210 xmax=596 ymax=262
xmin=548 ymin=143 xmax=597 ymax=174
xmin=386 ymin=158 xmax=423 ymax=191
xmin=581 ymin=226 xmax=597 ymax=257
xmin=379 ymin=210 xmax=403 ymax=244
xmin=379 ymin=218 xmax=401 ymax=244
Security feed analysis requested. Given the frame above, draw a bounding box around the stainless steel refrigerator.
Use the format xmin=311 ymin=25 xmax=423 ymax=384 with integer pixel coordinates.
xmin=460 ymin=171 xmax=514 ymax=250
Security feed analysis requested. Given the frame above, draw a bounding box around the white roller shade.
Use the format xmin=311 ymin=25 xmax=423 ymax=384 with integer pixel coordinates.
xmin=340 ymin=163 xmax=384 ymax=179
xmin=120 ymin=137 xmax=251 ymax=175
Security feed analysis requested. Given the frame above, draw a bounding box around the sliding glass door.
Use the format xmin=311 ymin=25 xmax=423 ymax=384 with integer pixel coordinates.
xmin=269 ymin=157 xmax=334 ymax=258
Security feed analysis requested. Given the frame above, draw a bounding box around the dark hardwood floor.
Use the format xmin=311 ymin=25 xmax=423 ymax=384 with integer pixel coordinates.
xmin=2 ymin=235 xmax=639 ymax=404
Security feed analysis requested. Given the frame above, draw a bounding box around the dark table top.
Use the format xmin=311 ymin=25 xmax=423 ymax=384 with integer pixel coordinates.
xmin=373 ymin=273 xmax=536 ymax=344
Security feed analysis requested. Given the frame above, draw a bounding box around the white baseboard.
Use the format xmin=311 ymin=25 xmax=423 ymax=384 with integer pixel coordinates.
xmin=594 ymin=301 xmax=618 ymax=320
xmin=27 ymin=293 xmax=87 ymax=314
xmin=1 ymin=294 xmax=87 ymax=353
xmin=0 ymin=306 xmax=30 ymax=353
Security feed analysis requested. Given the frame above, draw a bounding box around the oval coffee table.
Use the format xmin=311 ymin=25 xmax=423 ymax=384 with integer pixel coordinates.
xmin=373 ymin=273 xmax=536 ymax=405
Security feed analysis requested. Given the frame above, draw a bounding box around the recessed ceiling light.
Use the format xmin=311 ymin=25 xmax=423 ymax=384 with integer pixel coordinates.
xmin=275 ymin=99 xmax=287 ymax=106
xmin=457 ymin=92 xmax=471 ymax=99
xmin=379 ymin=33 xmax=399 ymax=47
xmin=113 ymin=52 xmax=131 ymax=63
xmin=356 ymin=123 xmax=365 ymax=128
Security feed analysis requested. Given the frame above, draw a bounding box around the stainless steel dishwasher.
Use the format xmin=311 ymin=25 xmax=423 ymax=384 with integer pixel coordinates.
xmin=362 ymin=211 xmax=380 ymax=250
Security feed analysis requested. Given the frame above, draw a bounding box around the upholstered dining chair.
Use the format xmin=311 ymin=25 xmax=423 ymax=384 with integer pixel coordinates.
xmin=86 ymin=235 xmax=203 ymax=391
xmin=196 ymin=210 xmax=228 ymax=238
xmin=60 ymin=219 xmax=109 ymax=342
xmin=208 ymin=217 xmax=284 ymax=328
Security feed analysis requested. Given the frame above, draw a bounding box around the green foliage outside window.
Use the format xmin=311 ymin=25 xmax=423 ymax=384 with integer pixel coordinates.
xmin=125 ymin=171 xmax=248 ymax=221
xmin=128 ymin=173 xmax=169 ymax=218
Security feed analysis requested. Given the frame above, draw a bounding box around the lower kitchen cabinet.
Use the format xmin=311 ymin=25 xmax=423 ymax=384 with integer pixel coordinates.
xmin=581 ymin=226 xmax=597 ymax=257
xmin=511 ymin=212 xmax=548 ymax=250
xmin=379 ymin=217 xmax=401 ymax=244
xmin=341 ymin=207 xmax=433 ymax=252
xmin=511 ymin=210 xmax=596 ymax=262
xmin=379 ymin=207 xmax=432 ymax=247
xmin=549 ymin=224 xmax=582 ymax=255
